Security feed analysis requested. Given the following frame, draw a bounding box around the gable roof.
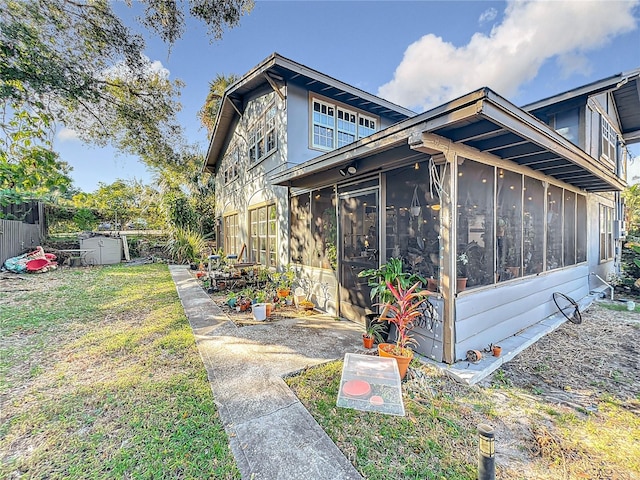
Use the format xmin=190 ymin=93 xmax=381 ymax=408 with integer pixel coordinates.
xmin=523 ymin=68 xmax=640 ymax=144
xmin=272 ymin=87 xmax=626 ymax=192
xmin=203 ymin=53 xmax=415 ymax=172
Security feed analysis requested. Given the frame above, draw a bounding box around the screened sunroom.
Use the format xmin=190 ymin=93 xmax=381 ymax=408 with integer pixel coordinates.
xmin=274 ymin=88 xmax=625 ymax=364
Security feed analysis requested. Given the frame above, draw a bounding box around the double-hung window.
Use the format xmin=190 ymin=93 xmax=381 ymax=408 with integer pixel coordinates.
xmin=311 ymin=97 xmax=378 ymax=151
xmin=250 ymin=204 xmax=277 ymax=267
xmin=601 ymin=117 xmax=617 ymax=164
xmin=222 ymin=149 xmax=239 ymax=184
xmin=600 ymin=205 xmax=614 ymax=262
xmin=337 ymin=108 xmax=356 ymax=147
xmin=358 ymin=115 xmax=376 ymax=138
xmin=248 ymin=104 xmax=277 ymax=164
xmin=224 ymin=214 xmax=239 ymax=255
xmin=312 ymin=99 xmax=335 ymax=149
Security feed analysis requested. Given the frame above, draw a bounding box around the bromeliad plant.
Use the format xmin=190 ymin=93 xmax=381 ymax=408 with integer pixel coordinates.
xmin=377 ymin=280 xmax=428 ymax=357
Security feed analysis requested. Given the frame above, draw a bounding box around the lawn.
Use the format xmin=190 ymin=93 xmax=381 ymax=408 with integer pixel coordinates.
xmin=286 ymin=303 xmax=640 ymax=480
xmin=0 ymin=264 xmax=239 ymax=479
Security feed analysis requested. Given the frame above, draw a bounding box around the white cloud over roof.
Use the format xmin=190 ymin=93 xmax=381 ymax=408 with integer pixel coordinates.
xmin=57 ymin=127 xmax=79 ymax=141
xmin=378 ymin=0 xmax=639 ymax=112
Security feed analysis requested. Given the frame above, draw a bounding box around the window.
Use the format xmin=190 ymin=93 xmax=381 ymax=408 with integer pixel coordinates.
xmin=600 ymin=205 xmax=614 ymax=261
xmin=337 ymin=108 xmax=356 ymax=148
xmin=601 ymin=117 xmax=617 ymax=164
xmin=555 ymin=108 xmax=579 ymax=145
xmin=311 ymin=97 xmax=378 ymax=150
xmin=358 ymin=115 xmax=376 ymax=138
xmin=248 ymin=104 xmax=277 ymax=164
xmin=223 ymin=149 xmax=239 ymax=184
xmin=290 ymin=194 xmax=311 ymax=265
xmin=290 ymin=188 xmax=337 ymax=269
xmin=250 ymin=204 xmax=277 ymax=267
xmin=497 ymin=170 xmax=523 ymax=281
xmin=456 ymin=159 xmax=495 ymax=288
xmin=523 ymin=177 xmax=545 ymax=275
xmin=223 ymin=214 xmax=239 ymax=256
xmin=455 ymin=163 xmax=588 ymax=289
xmin=576 ymin=194 xmax=587 ymax=263
xmin=311 ymin=187 xmax=337 ymax=269
xmin=546 ymin=185 xmax=563 ymax=270
xmin=563 ymin=191 xmax=576 ymax=266
xmin=312 ymin=99 xmax=335 ymax=149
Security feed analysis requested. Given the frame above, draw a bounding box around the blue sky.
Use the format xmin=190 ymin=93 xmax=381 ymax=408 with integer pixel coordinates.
xmin=54 ymin=0 xmax=640 ymax=192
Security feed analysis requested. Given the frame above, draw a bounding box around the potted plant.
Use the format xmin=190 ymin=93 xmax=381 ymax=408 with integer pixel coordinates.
xmin=362 ymin=320 xmax=385 ymax=349
xmin=358 ymin=257 xmax=425 ymax=317
xmin=274 ymin=264 xmax=296 ymax=299
xmin=377 ymin=280 xmax=428 ymax=379
xmin=457 ymin=253 xmax=469 ymax=292
xmin=226 ymin=291 xmax=237 ymax=308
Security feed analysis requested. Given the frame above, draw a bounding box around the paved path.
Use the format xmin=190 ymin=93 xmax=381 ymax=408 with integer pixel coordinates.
xmin=169 ymin=265 xmax=365 ymax=480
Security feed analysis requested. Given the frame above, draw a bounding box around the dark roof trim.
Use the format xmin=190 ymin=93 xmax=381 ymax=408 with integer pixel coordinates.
xmin=272 ymin=88 xmax=625 ymax=192
xmin=203 ymin=53 xmax=415 ymax=172
xmin=521 ymin=68 xmax=639 ymax=111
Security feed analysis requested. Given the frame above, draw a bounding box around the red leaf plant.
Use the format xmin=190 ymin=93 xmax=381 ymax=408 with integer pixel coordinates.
xmin=377 ymin=280 xmax=428 ymax=357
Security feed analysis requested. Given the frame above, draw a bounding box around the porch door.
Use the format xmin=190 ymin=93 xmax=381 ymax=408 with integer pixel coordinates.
xmin=339 ymin=187 xmax=379 ymax=325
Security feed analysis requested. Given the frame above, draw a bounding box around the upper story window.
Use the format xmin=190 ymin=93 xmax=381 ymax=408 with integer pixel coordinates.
xmin=554 ymin=108 xmax=579 ymax=145
xmin=311 ymin=97 xmax=378 ymax=151
xmin=248 ymin=104 xmax=278 ymax=164
xmin=222 ymin=148 xmax=239 ymax=184
xmin=358 ymin=115 xmax=376 ymax=138
xmin=601 ymin=116 xmax=617 ymax=164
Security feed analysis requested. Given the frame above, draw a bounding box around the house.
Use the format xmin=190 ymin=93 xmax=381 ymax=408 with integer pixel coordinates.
xmin=205 ymin=53 xmax=639 ymax=364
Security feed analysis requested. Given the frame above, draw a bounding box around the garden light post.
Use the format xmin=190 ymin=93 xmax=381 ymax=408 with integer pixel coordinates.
xmin=477 ymin=423 xmax=495 ymax=480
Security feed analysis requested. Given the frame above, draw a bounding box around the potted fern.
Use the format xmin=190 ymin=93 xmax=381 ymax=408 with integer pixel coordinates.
xmin=376 ymin=280 xmax=428 ymax=379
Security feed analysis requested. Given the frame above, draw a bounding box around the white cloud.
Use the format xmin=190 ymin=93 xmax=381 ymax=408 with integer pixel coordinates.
xmin=57 ymin=127 xmax=79 ymax=141
xmin=378 ymin=0 xmax=639 ymax=111
xmin=479 ymin=7 xmax=497 ymax=24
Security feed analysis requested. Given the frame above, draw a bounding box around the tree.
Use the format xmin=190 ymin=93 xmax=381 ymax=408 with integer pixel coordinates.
xmin=1 ymin=0 xmax=253 ymax=169
xmin=198 ymin=73 xmax=239 ymax=136
xmin=0 ymin=99 xmax=73 ymax=199
xmin=623 ymin=184 xmax=640 ymax=234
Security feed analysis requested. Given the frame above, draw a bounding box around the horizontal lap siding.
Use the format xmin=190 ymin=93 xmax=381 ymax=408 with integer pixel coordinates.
xmin=454 ymin=265 xmax=588 ymax=360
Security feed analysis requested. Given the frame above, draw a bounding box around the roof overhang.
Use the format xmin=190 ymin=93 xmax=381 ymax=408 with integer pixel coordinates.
xmin=272 ymin=88 xmax=626 ymax=192
xmin=523 ymin=68 xmax=640 ymax=145
xmin=203 ymin=53 xmax=415 ymax=173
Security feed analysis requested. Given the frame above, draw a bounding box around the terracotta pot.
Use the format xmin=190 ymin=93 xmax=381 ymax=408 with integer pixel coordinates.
xmin=277 ymin=288 xmax=290 ymax=298
xmin=492 ymin=345 xmax=502 ymax=357
xmin=362 ymin=335 xmax=374 ymax=349
xmin=265 ymin=303 xmax=273 ymax=317
xmin=378 ymin=343 xmax=413 ymax=379
xmin=457 ymin=277 xmax=468 ymax=292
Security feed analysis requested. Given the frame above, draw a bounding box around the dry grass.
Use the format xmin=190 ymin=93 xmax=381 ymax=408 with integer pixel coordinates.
xmin=288 ymin=302 xmax=640 ymax=480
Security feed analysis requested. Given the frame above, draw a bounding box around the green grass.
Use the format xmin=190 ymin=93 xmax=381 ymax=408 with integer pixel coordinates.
xmin=286 ymin=360 xmax=640 ymax=479
xmin=0 ymin=264 xmax=239 ymax=479
xmin=286 ymin=361 xmax=478 ymax=479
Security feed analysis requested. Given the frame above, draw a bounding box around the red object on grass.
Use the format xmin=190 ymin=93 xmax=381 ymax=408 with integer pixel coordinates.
xmin=26 ymin=258 xmax=49 ymax=271
xmin=45 ymin=253 xmax=57 ymax=260
xmin=342 ymin=380 xmax=371 ymax=397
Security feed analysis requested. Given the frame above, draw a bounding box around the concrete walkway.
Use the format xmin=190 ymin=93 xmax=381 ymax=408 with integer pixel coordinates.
xmin=169 ymin=265 xmax=364 ymax=480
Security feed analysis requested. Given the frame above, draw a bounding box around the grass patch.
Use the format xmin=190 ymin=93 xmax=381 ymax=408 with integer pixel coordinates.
xmin=0 ymin=264 xmax=239 ymax=479
xmin=287 ymin=359 xmax=640 ymax=479
xmin=286 ymin=361 xmax=477 ymax=479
